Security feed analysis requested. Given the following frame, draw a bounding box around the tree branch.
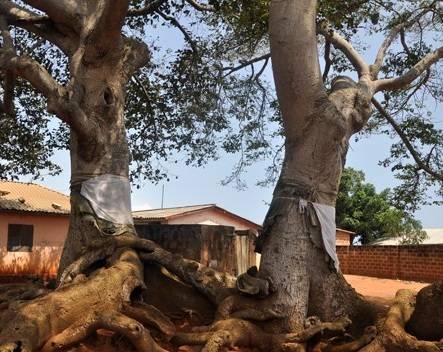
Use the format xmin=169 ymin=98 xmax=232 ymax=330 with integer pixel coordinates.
xmin=371 ymin=8 xmax=432 ymax=79
xmin=127 ymin=0 xmax=167 ymax=17
xmin=0 ymin=1 xmax=75 ymax=54
xmin=374 ymin=47 xmax=443 ymax=92
xmin=0 ymin=49 xmax=94 ymax=139
xmin=156 ymin=10 xmax=198 ymax=54
xmin=372 ymin=98 xmax=443 ymax=182
xmin=317 ymin=21 xmax=370 ymax=78
xmin=223 ymin=53 xmax=271 ymax=77
xmin=22 ymin=0 xmax=81 ymax=31
xmin=323 ymin=40 xmax=332 ymax=82
xmin=0 ymin=15 xmax=16 ymax=115
xmin=269 ymin=0 xmax=328 ymax=139
xmin=184 ymin=0 xmax=214 ymax=12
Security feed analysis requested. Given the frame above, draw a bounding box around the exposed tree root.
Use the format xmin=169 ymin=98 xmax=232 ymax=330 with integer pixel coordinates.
xmin=60 ymin=234 xmax=236 ymax=305
xmin=312 ymin=326 xmax=377 ymax=351
xmin=359 ymin=289 xmax=442 ymax=352
xmin=173 ymin=316 xmax=355 ymax=351
xmin=1 ymin=235 xmax=439 ymax=352
xmin=0 ymin=248 xmax=174 ymax=352
xmin=407 ymin=281 xmax=443 ymax=341
xmin=215 ymin=293 xmax=285 ymax=321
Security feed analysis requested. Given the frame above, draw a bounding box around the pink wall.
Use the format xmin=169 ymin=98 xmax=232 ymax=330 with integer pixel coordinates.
xmin=0 ymin=212 xmax=69 ymax=278
xmin=167 ymin=208 xmax=260 ymax=234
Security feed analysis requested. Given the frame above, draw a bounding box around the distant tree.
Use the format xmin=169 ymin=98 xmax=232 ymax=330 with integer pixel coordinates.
xmin=336 ymin=168 xmax=427 ymax=244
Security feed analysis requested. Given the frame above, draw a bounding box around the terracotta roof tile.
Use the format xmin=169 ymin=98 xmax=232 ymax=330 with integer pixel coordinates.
xmin=0 ymin=181 xmax=70 ymax=215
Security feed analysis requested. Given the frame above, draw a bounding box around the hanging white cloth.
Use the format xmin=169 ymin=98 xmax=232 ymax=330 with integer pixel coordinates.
xmin=311 ymin=202 xmax=340 ymax=271
xmin=80 ymin=174 xmax=133 ymax=225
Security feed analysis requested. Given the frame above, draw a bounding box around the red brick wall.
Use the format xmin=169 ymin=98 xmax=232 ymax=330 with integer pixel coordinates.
xmin=337 ymin=245 xmax=443 ymax=283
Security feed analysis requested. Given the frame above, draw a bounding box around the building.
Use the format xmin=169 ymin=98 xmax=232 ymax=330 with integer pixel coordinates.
xmin=0 ymin=181 xmax=70 ymax=278
xmin=133 ymin=205 xmax=262 ymax=275
xmin=1 ymin=181 xmax=355 ymax=278
xmin=132 ymin=204 xmax=261 ymax=234
xmin=336 ymin=228 xmax=354 ymax=246
xmin=372 ymin=228 xmax=443 ymax=245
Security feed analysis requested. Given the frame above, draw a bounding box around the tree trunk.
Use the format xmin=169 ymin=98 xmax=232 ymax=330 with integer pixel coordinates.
xmin=257 ymin=116 xmax=373 ymax=333
xmin=58 ymin=49 xmax=133 ymax=274
xmin=259 ymin=0 xmax=375 ymax=333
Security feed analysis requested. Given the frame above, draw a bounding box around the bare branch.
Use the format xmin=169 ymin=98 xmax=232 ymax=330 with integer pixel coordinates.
xmin=127 ymin=0 xmax=167 ymax=17
xmin=156 ymin=10 xmax=198 ymax=54
xmin=0 ymin=16 xmax=16 ymax=115
xmin=371 ymin=9 xmax=431 ymax=79
xmin=184 ymin=0 xmax=214 ymax=12
xmin=317 ymin=21 xmax=370 ymax=78
xmin=323 ymin=40 xmax=332 ymax=82
xmin=0 ymin=49 xmax=94 ymax=139
xmin=374 ymin=47 xmax=443 ymax=92
xmin=0 ymin=50 xmax=63 ymax=100
xmin=223 ymin=53 xmax=271 ymax=77
xmin=0 ymin=1 xmax=75 ymax=54
xmin=372 ymin=98 xmax=443 ymax=182
xmin=0 ymin=1 xmax=48 ymax=24
xmin=22 ymin=0 xmax=81 ymax=30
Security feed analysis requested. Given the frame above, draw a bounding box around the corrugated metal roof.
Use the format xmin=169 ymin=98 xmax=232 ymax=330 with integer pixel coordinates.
xmin=132 ymin=204 xmax=216 ymax=220
xmin=0 ymin=181 xmax=70 ymax=215
xmin=132 ymin=204 xmax=262 ymax=230
xmin=373 ymin=228 xmax=443 ymax=245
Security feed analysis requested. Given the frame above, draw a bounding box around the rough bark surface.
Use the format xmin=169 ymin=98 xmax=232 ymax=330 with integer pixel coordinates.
xmin=407 ymin=281 xmax=443 ymax=341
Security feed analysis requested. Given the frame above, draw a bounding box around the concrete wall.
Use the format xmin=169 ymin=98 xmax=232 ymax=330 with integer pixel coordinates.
xmin=0 ymin=212 xmax=68 ymax=278
xmin=167 ymin=208 xmax=259 ymax=233
xmin=337 ymin=245 xmax=443 ymax=283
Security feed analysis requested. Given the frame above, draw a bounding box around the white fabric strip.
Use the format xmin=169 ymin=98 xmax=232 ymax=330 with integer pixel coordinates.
xmin=80 ymin=174 xmax=133 ymax=225
xmin=310 ymin=202 xmax=340 ymax=271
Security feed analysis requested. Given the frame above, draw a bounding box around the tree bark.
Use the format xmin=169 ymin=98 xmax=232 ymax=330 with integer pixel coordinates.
xmin=58 ymin=41 xmax=134 ymax=274
xmin=257 ymin=0 xmax=375 ymax=333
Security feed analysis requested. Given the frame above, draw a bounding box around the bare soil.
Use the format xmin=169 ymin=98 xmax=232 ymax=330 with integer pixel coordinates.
xmin=344 ymin=274 xmax=429 ymax=317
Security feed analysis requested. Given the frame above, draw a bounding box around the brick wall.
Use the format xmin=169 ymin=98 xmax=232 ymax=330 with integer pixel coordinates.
xmin=337 ymin=245 xmax=443 ymax=282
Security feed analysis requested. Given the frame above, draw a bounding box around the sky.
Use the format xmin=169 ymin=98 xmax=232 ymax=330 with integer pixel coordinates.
xmin=16 ymin=10 xmax=443 ymax=229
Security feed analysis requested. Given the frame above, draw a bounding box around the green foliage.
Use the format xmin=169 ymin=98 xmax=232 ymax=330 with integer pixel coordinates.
xmin=1 ymin=0 xmax=443 ymax=211
xmin=336 ymin=168 xmax=427 ymax=244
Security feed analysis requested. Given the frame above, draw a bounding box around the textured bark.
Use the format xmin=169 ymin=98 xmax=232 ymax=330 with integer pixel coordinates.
xmin=252 ymin=0 xmax=376 ymax=333
xmin=407 ymin=281 xmax=443 ymax=341
xmin=0 ymin=249 xmax=172 ymax=352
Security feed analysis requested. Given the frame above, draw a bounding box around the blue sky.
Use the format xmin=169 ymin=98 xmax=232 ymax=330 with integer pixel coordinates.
xmin=18 ymin=14 xmax=443 ymax=229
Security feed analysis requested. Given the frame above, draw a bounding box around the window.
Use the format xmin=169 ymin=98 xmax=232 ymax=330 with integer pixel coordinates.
xmin=7 ymin=224 xmax=33 ymax=252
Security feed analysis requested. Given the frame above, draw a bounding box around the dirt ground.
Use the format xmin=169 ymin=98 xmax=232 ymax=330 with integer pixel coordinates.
xmin=344 ymin=274 xmax=429 ymax=309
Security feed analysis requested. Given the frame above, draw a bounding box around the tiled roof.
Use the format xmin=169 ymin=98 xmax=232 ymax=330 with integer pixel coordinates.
xmin=0 ymin=181 xmax=70 ymax=215
xmin=132 ymin=204 xmax=216 ymax=220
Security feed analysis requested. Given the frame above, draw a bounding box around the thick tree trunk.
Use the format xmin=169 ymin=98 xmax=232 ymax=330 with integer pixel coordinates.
xmin=259 ymin=0 xmax=375 ymax=333
xmin=58 ymin=51 xmax=133 ymax=274
xmin=257 ymin=119 xmax=373 ymax=333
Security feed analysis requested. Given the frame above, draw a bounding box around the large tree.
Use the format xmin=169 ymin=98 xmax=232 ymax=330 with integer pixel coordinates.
xmin=1 ymin=1 xmax=443 ymax=352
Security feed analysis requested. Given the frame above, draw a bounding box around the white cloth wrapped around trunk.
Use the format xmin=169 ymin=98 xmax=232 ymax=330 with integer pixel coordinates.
xmin=80 ymin=174 xmax=133 ymax=225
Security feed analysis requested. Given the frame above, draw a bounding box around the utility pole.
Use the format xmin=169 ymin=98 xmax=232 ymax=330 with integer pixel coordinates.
xmin=161 ymin=185 xmax=165 ymax=209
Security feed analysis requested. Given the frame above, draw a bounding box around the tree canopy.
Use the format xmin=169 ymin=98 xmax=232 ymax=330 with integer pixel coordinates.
xmin=1 ymin=0 xmax=442 ymax=206
xmin=336 ymin=167 xmax=427 ymax=244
